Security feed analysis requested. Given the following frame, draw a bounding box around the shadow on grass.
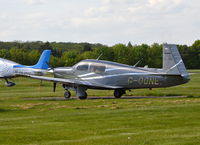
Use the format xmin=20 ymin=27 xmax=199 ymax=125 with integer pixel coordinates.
xmin=23 ymin=95 xmax=187 ymax=101
xmin=0 ymin=108 xmax=11 ymax=112
xmin=88 ymin=96 xmax=186 ymax=100
xmin=187 ymin=95 xmax=200 ymax=98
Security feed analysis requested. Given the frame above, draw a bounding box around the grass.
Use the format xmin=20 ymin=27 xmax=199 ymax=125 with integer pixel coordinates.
xmin=0 ymin=70 xmax=200 ymax=144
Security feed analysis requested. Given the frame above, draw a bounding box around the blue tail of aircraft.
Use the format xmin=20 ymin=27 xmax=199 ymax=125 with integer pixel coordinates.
xmin=30 ymin=50 xmax=51 ymax=69
xmin=14 ymin=50 xmax=51 ymax=69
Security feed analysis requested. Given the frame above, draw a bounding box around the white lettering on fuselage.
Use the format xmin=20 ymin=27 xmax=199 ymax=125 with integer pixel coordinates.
xmin=128 ymin=77 xmax=159 ymax=86
xmin=138 ymin=77 xmax=159 ymax=85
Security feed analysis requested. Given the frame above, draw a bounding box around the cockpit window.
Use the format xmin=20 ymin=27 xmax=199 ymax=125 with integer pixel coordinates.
xmin=76 ymin=64 xmax=89 ymax=71
xmin=90 ymin=64 xmax=106 ymax=73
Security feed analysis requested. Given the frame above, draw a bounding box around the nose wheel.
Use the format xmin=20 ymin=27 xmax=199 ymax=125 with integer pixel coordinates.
xmin=64 ymin=90 xmax=71 ymax=99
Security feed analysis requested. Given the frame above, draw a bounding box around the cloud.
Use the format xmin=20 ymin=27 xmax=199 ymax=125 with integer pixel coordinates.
xmin=0 ymin=0 xmax=199 ymax=45
xmin=62 ymin=0 xmax=196 ymax=45
xmin=22 ymin=0 xmax=47 ymax=5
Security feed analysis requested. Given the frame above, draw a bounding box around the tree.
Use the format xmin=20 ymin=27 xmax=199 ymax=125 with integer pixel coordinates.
xmin=82 ymin=43 xmax=92 ymax=52
xmin=147 ymin=43 xmax=162 ymax=68
xmin=9 ymin=48 xmax=28 ymax=64
xmin=112 ymin=44 xmax=129 ymax=64
xmin=0 ymin=49 xmax=10 ymax=59
xmin=93 ymin=46 xmax=114 ymax=61
xmin=133 ymin=44 xmax=149 ymax=67
xmin=127 ymin=41 xmax=133 ymax=48
xmin=61 ymin=50 xmax=80 ymax=66
xmin=187 ymin=40 xmax=200 ymax=69
xmin=28 ymin=50 xmax=40 ymax=65
xmin=39 ymin=42 xmax=53 ymax=53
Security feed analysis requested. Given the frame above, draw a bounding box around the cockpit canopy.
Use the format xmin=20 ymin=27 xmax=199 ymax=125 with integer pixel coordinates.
xmin=75 ymin=62 xmax=106 ymax=73
xmin=90 ymin=64 xmax=105 ymax=73
xmin=76 ymin=64 xmax=89 ymax=71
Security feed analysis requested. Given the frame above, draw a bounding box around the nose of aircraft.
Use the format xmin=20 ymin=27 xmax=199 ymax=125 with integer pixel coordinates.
xmin=54 ymin=67 xmax=74 ymax=77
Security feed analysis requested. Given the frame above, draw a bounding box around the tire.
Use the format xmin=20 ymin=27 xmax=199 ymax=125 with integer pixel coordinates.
xmin=79 ymin=92 xmax=87 ymax=100
xmin=114 ymin=90 xmax=124 ymax=98
xmin=64 ymin=91 xmax=71 ymax=99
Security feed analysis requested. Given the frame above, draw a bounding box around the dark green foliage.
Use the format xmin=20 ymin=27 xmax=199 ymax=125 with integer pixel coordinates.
xmin=127 ymin=41 xmax=133 ymax=48
xmin=0 ymin=40 xmax=200 ymax=68
xmin=148 ymin=43 xmax=162 ymax=68
xmin=38 ymin=41 xmax=53 ymax=53
xmin=83 ymin=43 xmax=92 ymax=52
xmin=113 ymin=44 xmax=129 ymax=64
xmin=94 ymin=46 xmax=114 ymax=61
xmin=61 ymin=50 xmax=80 ymax=66
xmin=0 ymin=49 xmax=10 ymax=59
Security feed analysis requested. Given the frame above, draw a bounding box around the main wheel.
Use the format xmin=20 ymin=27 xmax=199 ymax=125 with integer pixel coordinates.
xmin=64 ymin=90 xmax=71 ymax=99
xmin=114 ymin=90 xmax=125 ymax=98
xmin=79 ymin=92 xmax=87 ymax=100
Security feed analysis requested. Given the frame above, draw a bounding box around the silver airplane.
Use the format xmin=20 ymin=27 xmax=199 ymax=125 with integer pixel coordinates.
xmin=28 ymin=44 xmax=190 ymax=99
xmin=0 ymin=50 xmax=51 ymax=86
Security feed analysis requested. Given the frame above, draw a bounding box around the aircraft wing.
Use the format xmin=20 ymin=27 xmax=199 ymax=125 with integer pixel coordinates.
xmin=28 ymin=75 xmax=122 ymax=90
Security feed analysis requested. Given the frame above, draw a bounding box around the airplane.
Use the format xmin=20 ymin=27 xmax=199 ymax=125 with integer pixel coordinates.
xmin=27 ymin=44 xmax=190 ymax=99
xmin=0 ymin=50 xmax=51 ymax=87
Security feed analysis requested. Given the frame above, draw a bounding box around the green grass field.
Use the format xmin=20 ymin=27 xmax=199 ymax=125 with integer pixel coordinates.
xmin=1 ymin=70 xmax=200 ymax=145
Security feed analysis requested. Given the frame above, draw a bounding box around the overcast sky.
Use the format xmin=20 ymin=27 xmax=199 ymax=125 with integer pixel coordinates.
xmin=0 ymin=0 xmax=199 ymax=45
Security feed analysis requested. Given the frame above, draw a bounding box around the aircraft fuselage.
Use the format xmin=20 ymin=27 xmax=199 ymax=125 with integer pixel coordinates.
xmin=53 ymin=59 xmax=189 ymax=90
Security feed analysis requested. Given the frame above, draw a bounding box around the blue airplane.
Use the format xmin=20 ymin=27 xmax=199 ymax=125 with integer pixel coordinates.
xmin=0 ymin=50 xmax=51 ymax=86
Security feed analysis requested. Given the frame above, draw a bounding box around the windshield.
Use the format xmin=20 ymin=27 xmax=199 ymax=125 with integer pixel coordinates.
xmin=76 ymin=63 xmax=89 ymax=71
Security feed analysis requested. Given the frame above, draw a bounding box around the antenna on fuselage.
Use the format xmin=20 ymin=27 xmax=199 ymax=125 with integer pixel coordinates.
xmin=133 ymin=59 xmax=142 ymax=67
xmin=96 ymin=53 xmax=103 ymax=60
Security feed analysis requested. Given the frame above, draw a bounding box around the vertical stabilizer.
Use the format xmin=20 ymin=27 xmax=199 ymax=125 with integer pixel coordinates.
xmin=13 ymin=50 xmax=51 ymax=69
xmin=31 ymin=50 xmax=51 ymax=69
xmin=163 ymin=44 xmax=188 ymax=77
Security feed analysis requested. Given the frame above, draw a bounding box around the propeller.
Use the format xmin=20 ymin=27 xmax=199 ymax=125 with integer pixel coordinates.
xmin=46 ymin=62 xmax=57 ymax=92
xmin=46 ymin=61 xmax=54 ymax=72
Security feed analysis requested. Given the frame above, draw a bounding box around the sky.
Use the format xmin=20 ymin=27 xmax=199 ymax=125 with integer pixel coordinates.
xmin=0 ymin=0 xmax=199 ymax=46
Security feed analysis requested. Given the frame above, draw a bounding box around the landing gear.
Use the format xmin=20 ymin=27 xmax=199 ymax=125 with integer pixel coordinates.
xmin=79 ymin=92 xmax=87 ymax=100
xmin=114 ymin=89 xmax=125 ymax=98
xmin=64 ymin=90 xmax=71 ymax=99
xmin=4 ymin=78 xmax=16 ymax=87
xmin=62 ymin=85 xmax=88 ymax=99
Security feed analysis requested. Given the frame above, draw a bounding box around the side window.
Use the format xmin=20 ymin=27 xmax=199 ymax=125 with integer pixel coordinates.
xmin=90 ymin=64 xmax=105 ymax=73
xmin=76 ymin=64 xmax=89 ymax=71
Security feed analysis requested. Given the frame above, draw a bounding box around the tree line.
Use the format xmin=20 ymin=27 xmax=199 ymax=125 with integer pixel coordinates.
xmin=0 ymin=40 xmax=200 ymax=69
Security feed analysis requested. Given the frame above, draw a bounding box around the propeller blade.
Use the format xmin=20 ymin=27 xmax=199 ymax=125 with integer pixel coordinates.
xmin=46 ymin=61 xmax=54 ymax=71
xmin=53 ymin=82 xmax=56 ymax=92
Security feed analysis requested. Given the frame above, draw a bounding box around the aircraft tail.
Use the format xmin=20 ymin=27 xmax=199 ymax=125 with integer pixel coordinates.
xmin=31 ymin=50 xmax=51 ymax=69
xmin=14 ymin=50 xmax=51 ymax=69
xmin=163 ymin=44 xmax=189 ymax=77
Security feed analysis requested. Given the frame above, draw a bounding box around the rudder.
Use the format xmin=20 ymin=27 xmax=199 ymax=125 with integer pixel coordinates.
xmin=163 ymin=44 xmax=188 ymax=77
xmin=32 ymin=50 xmax=51 ymax=69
